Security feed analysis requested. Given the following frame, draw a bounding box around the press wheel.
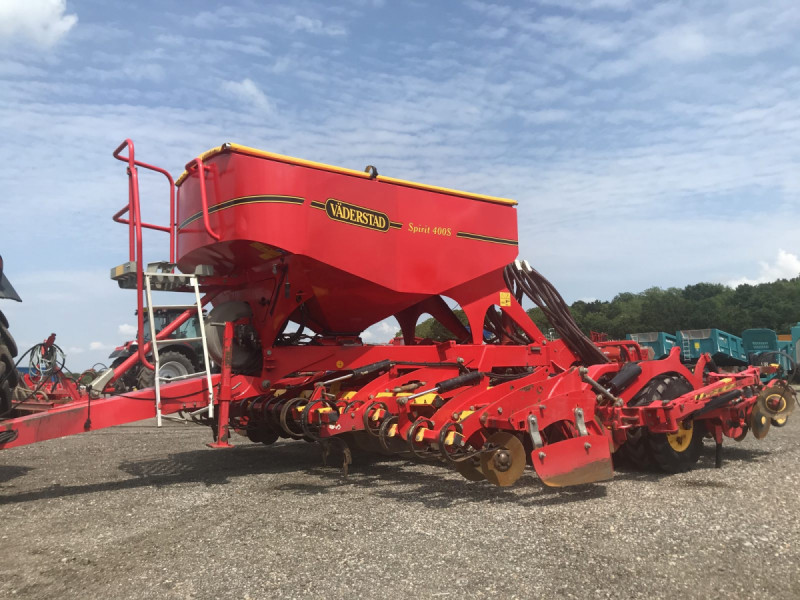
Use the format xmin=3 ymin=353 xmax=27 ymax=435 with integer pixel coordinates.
xmin=480 ymin=432 xmax=526 ymax=487
xmin=455 ymin=456 xmax=486 ymax=482
xmin=750 ymin=402 xmax=771 ymax=440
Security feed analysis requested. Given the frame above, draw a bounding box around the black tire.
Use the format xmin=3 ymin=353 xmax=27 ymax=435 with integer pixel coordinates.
xmin=645 ymin=377 xmax=704 ymax=473
xmin=0 ymin=379 xmax=12 ymax=416
xmin=0 ymin=317 xmax=18 ymax=415
xmin=617 ymin=375 xmax=704 ymax=473
xmin=0 ymin=321 xmax=17 ymax=357
xmin=137 ymin=350 xmax=195 ymax=389
xmin=246 ymin=427 xmax=279 ymax=445
xmin=616 ymin=377 xmax=662 ymax=469
xmin=110 ymin=357 xmax=138 ymax=393
xmin=0 ymin=346 xmax=18 ymax=390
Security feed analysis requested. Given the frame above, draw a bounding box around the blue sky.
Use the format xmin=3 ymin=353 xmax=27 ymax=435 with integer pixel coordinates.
xmin=1 ymin=0 xmax=799 ymax=370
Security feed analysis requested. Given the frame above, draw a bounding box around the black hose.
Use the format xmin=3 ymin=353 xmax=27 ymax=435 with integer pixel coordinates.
xmin=504 ymin=263 xmax=609 ymax=365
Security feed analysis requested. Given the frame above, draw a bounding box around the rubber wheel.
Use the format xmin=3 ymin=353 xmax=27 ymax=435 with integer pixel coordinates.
xmin=0 ymin=319 xmax=19 ymax=415
xmin=137 ymin=350 xmax=195 ymax=388
xmin=0 ymin=321 xmax=18 ymax=358
xmin=618 ymin=375 xmax=704 ymax=473
xmin=0 ymin=346 xmax=18 ymax=390
xmin=110 ymin=357 xmax=138 ymax=393
xmin=616 ymin=378 xmax=662 ymax=469
xmin=0 ymin=379 xmax=12 ymax=417
xmin=246 ymin=427 xmax=280 ymax=445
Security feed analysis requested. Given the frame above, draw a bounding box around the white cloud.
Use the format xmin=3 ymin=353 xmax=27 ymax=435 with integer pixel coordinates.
xmin=648 ymin=25 xmax=711 ymax=62
xmin=89 ymin=341 xmax=113 ymax=351
xmin=361 ymin=318 xmax=399 ymax=343
xmin=118 ymin=324 xmax=137 ymax=336
xmin=290 ymin=15 xmax=345 ymax=36
xmin=221 ymin=78 xmax=274 ymax=114
xmin=0 ymin=0 xmax=77 ymax=48
xmin=3 ymin=0 xmax=800 ymax=366
xmin=520 ymin=109 xmax=572 ymax=124
xmin=728 ymin=250 xmax=800 ymax=288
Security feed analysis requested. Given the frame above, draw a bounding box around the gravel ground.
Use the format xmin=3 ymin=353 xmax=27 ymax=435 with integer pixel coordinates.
xmin=1 ymin=411 xmax=798 ymax=600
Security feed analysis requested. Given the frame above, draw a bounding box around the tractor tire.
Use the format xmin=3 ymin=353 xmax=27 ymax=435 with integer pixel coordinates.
xmin=0 ymin=320 xmax=17 ymax=358
xmin=617 ymin=375 xmax=703 ymax=473
xmin=110 ymin=358 xmax=138 ymax=393
xmin=0 ymin=309 xmax=20 ymax=416
xmin=0 ymin=346 xmax=18 ymax=390
xmin=137 ymin=351 xmax=195 ymax=389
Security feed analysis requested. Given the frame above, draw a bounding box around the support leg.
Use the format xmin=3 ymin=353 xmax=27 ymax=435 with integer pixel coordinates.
xmin=208 ymin=322 xmax=234 ymax=448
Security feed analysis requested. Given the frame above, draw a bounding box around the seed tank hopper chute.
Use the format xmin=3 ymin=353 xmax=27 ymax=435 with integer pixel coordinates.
xmin=0 ymin=139 xmax=795 ymax=489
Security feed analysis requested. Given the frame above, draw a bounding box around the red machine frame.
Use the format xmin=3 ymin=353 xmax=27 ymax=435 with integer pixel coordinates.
xmin=0 ymin=139 xmax=794 ymax=489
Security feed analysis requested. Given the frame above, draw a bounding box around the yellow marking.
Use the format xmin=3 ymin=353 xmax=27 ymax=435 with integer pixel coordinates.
xmin=299 ymin=390 xmax=312 ymax=399
xmin=336 ymin=360 xmax=344 ymax=368
xmin=371 ymin=409 xmax=384 ymax=421
xmin=415 ymin=427 xmax=428 ymax=442
xmin=376 ymin=392 xmax=395 ymax=398
xmin=499 ymin=291 xmax=511 ymax=307
xmin=457 ymin=410 xmax=474 ymax=421
xmin=444 ymin=431 xmax=457 ymax=446
xmin=409 ymin=393 xmax=439 ymax=406
xmin=341 ymin=391 xmax=357 ymax=400
xmin=176 ymin=143 xmax=517 ymax=205
xmin=249 ymin=242 xmax=281 ymax=261
xmin=388 ymin=423 xmax=398 ymax=437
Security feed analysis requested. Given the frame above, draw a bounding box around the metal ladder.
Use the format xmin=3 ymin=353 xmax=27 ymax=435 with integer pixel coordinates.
xmin=681 ymin=335 xmax=691 ymax=361
xmin=142 ymin=263 xmax=215 ymax=426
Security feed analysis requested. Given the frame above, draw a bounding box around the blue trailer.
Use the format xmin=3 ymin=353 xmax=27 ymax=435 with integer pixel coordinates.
xmin=742 ymin=328 xmax=792 ymax=375
xmin=677 ymin=328 xmax=747 ymax=366
xmin=625 ymin=332 xmax=677 ymax=359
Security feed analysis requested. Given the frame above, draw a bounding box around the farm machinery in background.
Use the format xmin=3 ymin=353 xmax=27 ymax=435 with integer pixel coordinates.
xmin=109 ymin=307 xmax=208 ymax=392
xmin=0 ymin=259 xmax=86 ymax=417
xmin=0 ymin=140 xmax=796 ymax=487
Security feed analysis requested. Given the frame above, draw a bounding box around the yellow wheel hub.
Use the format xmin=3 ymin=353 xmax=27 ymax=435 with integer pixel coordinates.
xmin=765 ymin=393 xmax=786 ymax=414
xmin=667 ymin=422 xmax=694 ymax=452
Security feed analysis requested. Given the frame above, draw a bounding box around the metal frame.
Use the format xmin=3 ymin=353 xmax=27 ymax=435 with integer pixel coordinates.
xmin=0 ymin=138 xmax=794 ymax=489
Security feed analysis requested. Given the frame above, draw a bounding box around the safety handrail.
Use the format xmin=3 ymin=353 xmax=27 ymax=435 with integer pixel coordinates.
xmin=112 ymin=139 xmax=176 ymax=261
xmin=112 ymin=139 xmax=177 ymax=371
xmin=184 ymin=157 xmax=221 ymax=241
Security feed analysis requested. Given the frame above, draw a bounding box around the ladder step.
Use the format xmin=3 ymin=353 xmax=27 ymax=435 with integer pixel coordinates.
xmin=145 ymin=272 xmax=197 ymax=279
xmin=158 ymin=370 xmax=207 ymax=382
xmin=153 ymin=336 xmax=203 ymax=345
xmin=145 ymin=305 xmax=199 ymax=311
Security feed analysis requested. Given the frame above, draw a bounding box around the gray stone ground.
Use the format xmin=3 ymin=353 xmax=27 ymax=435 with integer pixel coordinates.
xmin=1 ymin=412 xmax=798 ymax=600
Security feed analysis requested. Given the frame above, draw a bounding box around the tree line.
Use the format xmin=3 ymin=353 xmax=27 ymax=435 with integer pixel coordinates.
xmin=413 ymin=276 xmax=800 ymax=341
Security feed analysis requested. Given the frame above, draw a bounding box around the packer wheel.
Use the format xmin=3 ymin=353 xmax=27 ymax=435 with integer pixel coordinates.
xmin=618 ymin=375 xmax=704 ymax=473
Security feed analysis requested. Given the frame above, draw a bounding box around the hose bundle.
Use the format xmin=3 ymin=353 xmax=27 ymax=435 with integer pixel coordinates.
xmin=503 ymin=261 xmax=610 ymax=365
